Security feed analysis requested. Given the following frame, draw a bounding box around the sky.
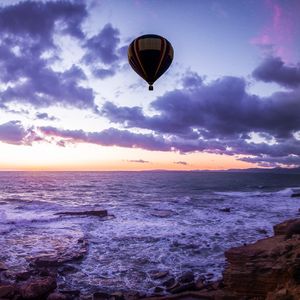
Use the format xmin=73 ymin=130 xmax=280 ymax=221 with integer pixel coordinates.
xmin=0 ymin=0 xmax=300 ymax=171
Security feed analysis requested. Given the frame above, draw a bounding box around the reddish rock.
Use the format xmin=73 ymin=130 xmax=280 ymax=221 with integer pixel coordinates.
xmin=47 ymin=292 xmax=67 ymax=300
xmin=151 ymin=271 xmax=169 ymax=280
xmin=0 ymin=261 xmax=8 ymax=271
xmin=222 ymin=221 xmax=300 ymax=299
xmin=0 ymin=284 xmax=16 ymax=298
xmin=273 ymin=218 xmax=300 ymax=236
xmin=20 ymin=276 xmax=57 ymax=299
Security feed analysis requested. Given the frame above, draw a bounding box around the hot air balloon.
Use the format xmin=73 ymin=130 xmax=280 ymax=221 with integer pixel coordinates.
xmin=128 ymin=34 xmax=174 ymax=90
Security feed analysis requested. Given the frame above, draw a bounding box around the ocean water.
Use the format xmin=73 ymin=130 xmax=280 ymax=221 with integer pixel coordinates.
xmin=1 ymin=171 xmax=300 ymax=294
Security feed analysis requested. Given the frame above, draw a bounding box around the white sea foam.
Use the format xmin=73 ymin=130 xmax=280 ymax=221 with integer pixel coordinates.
xmin=0 ymin=172 xmax=299 ymax=293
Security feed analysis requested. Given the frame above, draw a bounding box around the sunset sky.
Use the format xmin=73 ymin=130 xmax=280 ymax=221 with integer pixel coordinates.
xmin=0 ymin=0 xmax=300 ymax=170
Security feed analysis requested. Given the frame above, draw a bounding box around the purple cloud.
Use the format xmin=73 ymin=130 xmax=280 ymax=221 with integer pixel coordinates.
xmin=102 ymin=75 xmax=300 ymax=139
xmin=39 ymin=126 xmax=170 ymax=151
xmin=100 ymin=67 xmax=300 ymax=167
xmin=253 ymin=56 xmax=300 ymax=88
xmin=174 ymin=161 xmax=188 ymax=165
xmin=35 ymin=113 xmax=57 ymax=121
xmin=0 ymin=121 xmax=30 ymax=145
xmin=82 ymin=23 xmax=125 ymax=78
xmin=127 ymin=159 xmax=150 ymax=163
xmin=83 ymin=23 xmax=120 ymax=65
xmin=0 ymin=1 xmax=96 ymax=110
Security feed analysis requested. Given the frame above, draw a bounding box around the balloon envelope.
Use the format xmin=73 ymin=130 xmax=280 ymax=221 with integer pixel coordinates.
xmin=128 ymin=34 xmax=174 ymax=90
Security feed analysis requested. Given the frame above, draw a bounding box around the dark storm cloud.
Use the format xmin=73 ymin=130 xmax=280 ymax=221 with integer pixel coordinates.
xmin=252 ymin=56 xmax=300 ymax=88
xmin=39 ymin=126 xmax=170 ymax=151
xmin=102 ymin=75 xmax=300 ymax=138
xmin=0 ymin=1 xmax=97 ymax=110
xmin=0 ymin=1 xmax=87 ymax=52
xmin=101 ymin=69 xmax=300 ymax=167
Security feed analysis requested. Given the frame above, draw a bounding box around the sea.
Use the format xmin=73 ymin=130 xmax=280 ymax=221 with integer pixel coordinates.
xmin=1 ymin=171 xmax=300 ymax=294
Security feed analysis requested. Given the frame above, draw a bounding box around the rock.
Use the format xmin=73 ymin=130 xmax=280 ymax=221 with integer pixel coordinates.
xmin=169 ymin=282 xmax=196 ymax=294
xmin=20 ymin=276 xmax=56 ymax=299
xmin=16 ymin=270 xmax=32 ymax=281
xmin=153 ymin=286 xmax=164 ymax=293
xmin=55 ymin=210 xmax=108 ymax=218
xmin=219 ymin=207 xmax=231 ymax=213
xmin=194 ymin=276 xmax=206 ymax=290
xmin=60 ymin=290 xmax=80 ymax=298
xmin=273 ymin=218 xmax=300 ymax=235
xmin=150 ymin=210 xmax=177 ymax=218
xmin=93 ymin=291 xmax=112 ymax=300
xmin=47 ymin=292 xmax=68 ymax=300
xmin=257 ymin=228 xmax=268 ymax=235
xmin=162 ymin=277 xmax=176 ymax=289
xmin=151 ymin=271 xmax=169 ymax=280
xmin=0 ymin=262 xmax=8 ymax=271
xmin=291 ymin=193 xmax=300 ymax=198
xmin=58 ymin=265 xmax=78 ymax=275
xmin=110 ymin=291 xmax=124 ymax=300
xmin=222 ymin=223 xmax=300 ymax=299
xmin=0 ymin=284 xmax=16 ymax=298
xmin=178 ymin=271 xmax=195 ymax=284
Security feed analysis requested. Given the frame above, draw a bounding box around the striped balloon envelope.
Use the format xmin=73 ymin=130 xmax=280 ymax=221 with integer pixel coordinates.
xmin=128 ymin=34 xmax=174 ymax=90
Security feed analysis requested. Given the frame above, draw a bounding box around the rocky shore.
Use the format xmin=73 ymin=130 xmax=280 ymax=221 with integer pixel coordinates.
xmin=1 ymin=213 xmax=300 ymax=299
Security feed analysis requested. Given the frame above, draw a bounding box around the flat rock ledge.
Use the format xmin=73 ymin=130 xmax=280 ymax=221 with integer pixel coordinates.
xmin=2 ymin=218 xmax=300 ymax=299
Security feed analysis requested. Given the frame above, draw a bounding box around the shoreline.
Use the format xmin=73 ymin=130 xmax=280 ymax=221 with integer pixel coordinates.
xmin=1 ymin=217 xmax=300 ymax=299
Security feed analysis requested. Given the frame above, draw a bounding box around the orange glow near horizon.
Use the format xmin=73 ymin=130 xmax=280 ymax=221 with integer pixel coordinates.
xmin=0 ymin=142 xmax=255 ymax=171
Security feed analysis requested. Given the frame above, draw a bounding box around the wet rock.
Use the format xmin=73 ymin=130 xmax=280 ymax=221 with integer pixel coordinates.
xmin=58 ymin=265 xmax=78 ymax=275
xmin=273 ymin=218 xmax=300 ymax=235
xmin=20 ymin=276 xmax=56 ymax=299
xmin=195 ymin=277 xmax=205 ymax=290
xmin=110 ymin=291 xmax=124 ymax=300
xmin=151 ymin=271 xmax=169 ymax=280
xmin=257 ymin=228 xmax=268 ymax=235
xmin=0 ymin=262 xmax=8 ymax=271
xmin=47 ymin=292 xmax=68 ymax=300
xmin=291 ymin=193 xmax=300 ymax=198
xmin=219 ymin=207 xmax=231 ymax=213
xmin=16 ymin=271 xmax=32 ymax=281
xmin=60 ymin=289 xmax=80 ymax=298
xmin=55 ymin=210 xmax=108 ymax=218
xmin=150 ymin=210 xmax=177 ymax=218
xmin=93 ymin=291 xmax=112 ymax=300
xmin=169 ymin=282 xmax=196 ymax=294
xmin=153 ymin=286 xmax=165 ymax=294
xmin=162 ymin=277 xmax=176 ymax=289
xmin=0 ymin=284 xmax=16 ymax=298
xmin=178 ymin=271 xmax=195 ymax=284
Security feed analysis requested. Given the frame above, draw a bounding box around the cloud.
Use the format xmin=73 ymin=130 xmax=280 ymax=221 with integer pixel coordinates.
xmin=83 ymin=23 xmax=120 ymax=65
xmin=35 ymin=112 xmax=57 ymax=121
xmin=102 ymin=74 xmax=300 ymax=139
xmin=100 ymin=67 xmax=300 ymax=167
xmin=0 ymin=1 xmax=96 ymax=110
xmin=39 ymin=126 xmax=171 ymax=151
xmin=82 ymin=23 xmax=125 ymax=78
xmin=127 ymin=159 xmax=150 ymax=163
xmin=252 ymin=56 xmax=300 ymax=88
xmin=174 ymin=161 xmax=188 ymax=165
xmin=0 ymin=121 xmax=37 ymax=145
